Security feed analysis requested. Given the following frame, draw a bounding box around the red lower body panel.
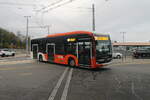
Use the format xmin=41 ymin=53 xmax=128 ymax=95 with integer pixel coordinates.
xmin=42 ymin=53 xmax=104 ymax=68
xmin=53 ymin=54 xmax=79 ymax=66
xmin=91 ymin=57 xmax=104 ymax=68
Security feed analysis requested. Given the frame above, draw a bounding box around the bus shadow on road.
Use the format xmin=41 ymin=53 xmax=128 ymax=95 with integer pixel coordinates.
xmin=68 ymin=66 xmax=111 ymax=80
xmin=69 ymin=65 xmax=111 ymax=72
xmin=39 ymin=62 xmax=111 ymax=81
xmin=38 ymin=61 xmax=111 ymax=72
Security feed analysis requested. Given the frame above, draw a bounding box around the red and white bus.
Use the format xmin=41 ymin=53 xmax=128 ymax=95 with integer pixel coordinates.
xmin=31 ymin=31 xmax=112 ymax=68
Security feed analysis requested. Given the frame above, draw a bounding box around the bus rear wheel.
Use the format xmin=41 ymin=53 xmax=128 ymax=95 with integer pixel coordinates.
xmin=68 ymin=58 xmax=76 ymax=67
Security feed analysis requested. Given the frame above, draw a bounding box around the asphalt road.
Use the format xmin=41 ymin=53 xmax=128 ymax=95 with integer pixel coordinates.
xmin=0 ymin=57 xmax=150 ymax=100
xmin=68 ymin=64 xmax=150 ymax=100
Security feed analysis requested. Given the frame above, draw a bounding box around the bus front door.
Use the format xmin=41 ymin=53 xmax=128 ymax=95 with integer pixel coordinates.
xmin=32 ymin=44 xmax=38 ymax=59
xmin=47 ymin=44 xmax=55 ymax=61
xmin=78 ymin=42 xmax=91 ymax=66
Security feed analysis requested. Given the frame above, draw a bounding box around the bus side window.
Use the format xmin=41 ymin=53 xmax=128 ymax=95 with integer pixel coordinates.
xmin=55 ymin=44 xmax=65 ymax=55
xmin=64 ymin=43 xmax=76 ymax=55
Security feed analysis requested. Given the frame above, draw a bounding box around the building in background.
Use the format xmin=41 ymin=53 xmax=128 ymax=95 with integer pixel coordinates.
xmin=113 ymin=42 xmax=150 ymax=51
xmin=113 ymin=42 xmax=150 ymax=57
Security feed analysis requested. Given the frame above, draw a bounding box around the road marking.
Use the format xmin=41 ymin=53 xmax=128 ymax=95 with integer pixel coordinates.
xmin=0 ymin=67 xmax=16 ymax=71
xmin=48 ymin=67 xmax=69 ymax=100
xmin=61 ymin=68 xmax=73 ymax=100
xmin=20 ymin=72 xmax=32 ymax=76
xmin=131 ymin=81 xmax=143 ymax=100
xmin=110 ymin=62 xmax=150 ymax=66
xmin=0 ymin=60 xmax=34 ymax=65
xmin=0 ymin=66 xmax=35 ymax=71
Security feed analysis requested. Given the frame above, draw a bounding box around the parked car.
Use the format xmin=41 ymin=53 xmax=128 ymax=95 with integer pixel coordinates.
xmin=132 ymin=48 xmax=150 ymax=58
xmin=0 ymin=49 xmax=15 ymax=57
xmin=0 ymin=50 xmax=3 ymax=56
xmin=113 ymin=52 xmax=123 ymax=59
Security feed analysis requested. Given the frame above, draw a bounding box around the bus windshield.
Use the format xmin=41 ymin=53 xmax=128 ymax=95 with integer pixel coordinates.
xmin=96 ymin=40 xmax=111 ymax=53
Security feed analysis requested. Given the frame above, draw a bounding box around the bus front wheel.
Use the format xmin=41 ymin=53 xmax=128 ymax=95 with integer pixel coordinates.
xmin=68 ymin=58 xmax=76 ymax=67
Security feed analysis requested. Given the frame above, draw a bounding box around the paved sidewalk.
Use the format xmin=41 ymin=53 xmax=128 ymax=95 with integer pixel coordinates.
xmin=112 ymin=57 xmax=150 ymax=65
xmin=0 ymin=54 xmax=29 ymax=59
xmin=0 ymin=60 xmax=35 ymax=65
xmin=15 ymin=54 xmax=29 ymax=57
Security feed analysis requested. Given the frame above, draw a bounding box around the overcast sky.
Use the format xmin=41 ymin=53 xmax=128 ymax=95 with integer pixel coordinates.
xmin=0 ymin=0 xmax=150 ymax=42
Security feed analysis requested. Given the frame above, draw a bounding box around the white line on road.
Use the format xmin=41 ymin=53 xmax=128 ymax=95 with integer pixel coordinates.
xmin=20 ymin=72 xmax=32 ymax=76
xmin=131 ymin=81 xmax=143 ymax=100
xmin=61 ymin=68 xmax=73 ymax=100
xmin=48 ymin=67 xmax=69 ymax=100
xmin=0 ymin=60 xmax=34 ymax=65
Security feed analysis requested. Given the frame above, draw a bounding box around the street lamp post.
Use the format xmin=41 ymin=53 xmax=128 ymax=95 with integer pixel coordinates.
xmin=24 ymin=16 xmax=31 ymax=56
xmin=45 ymin=25 xmax=51 ymax=35
xmin=47 ymin=26 xmax=50 ymax=35
xmin=121 ymin=32 xmax=126 ymax=43
xmin=92 ymin=3 xmax=95 ymax=32
xmin=120 ymin=32 xmax=126 ymax=60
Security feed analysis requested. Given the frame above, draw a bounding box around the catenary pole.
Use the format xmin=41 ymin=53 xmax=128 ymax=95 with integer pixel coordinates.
xmin=92 ymin=3 xmax=95 ymax=32
xmin=24 ymin=16 xmax=31 ymax=56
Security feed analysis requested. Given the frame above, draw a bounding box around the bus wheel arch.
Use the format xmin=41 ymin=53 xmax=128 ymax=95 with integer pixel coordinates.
xmin=68 ymin=57 xmax=76 ymax=67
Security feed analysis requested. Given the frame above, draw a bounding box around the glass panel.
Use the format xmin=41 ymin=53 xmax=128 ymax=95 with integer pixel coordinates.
xmin=96 ymin=41 xmax=111 ymax=53
xmin=78 ymin=42 xmax=91 ymax=65
xmin=64 ymin=43 xmax=77 ymax=55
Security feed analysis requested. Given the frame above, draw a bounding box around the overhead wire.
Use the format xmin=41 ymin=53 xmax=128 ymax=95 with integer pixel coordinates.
xmin=33 ymin=0 xmax=65 ymax=28
xmin=36 ymin=0 xmax=65 ymax=12
xmin=33 ymin=0 xmax=77 ymax=31
xmin=42 ymin=0 xmax=77 ymax=13
xmin=0 ymin=2 xmax=38 ymax=7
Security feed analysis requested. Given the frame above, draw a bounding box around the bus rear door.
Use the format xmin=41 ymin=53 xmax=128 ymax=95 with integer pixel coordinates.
xmin=47 ymin=43 xmax=55 ymax=61
xmin=32 ymin=44 xmax=38 ymax=59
